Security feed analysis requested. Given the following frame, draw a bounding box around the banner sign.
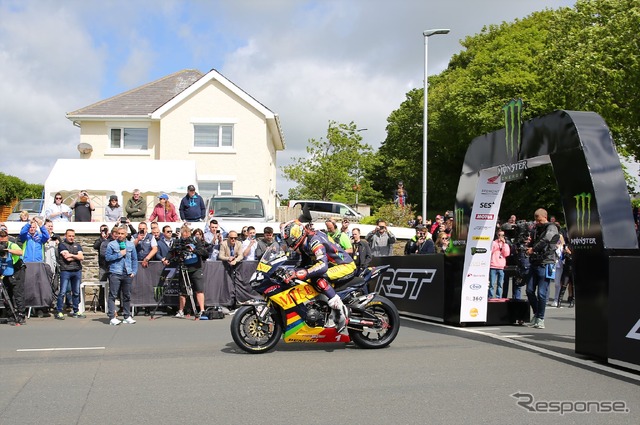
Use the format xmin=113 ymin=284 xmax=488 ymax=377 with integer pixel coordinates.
xmin=460 ymin=169 xmax=505 ymax=322
xmin=370 ymin=254 xmax=445 ymax=321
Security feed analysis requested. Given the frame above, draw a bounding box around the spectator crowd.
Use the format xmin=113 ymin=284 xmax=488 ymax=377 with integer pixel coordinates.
xmin=1 ymin=187 xmax=581 ymax=332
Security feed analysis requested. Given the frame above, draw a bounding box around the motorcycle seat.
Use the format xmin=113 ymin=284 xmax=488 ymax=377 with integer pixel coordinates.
xmin=333 ymin=276 xmax=366 ymax=292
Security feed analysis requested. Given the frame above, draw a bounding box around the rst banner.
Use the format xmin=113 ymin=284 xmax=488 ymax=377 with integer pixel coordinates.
xmin=460 ymin=169 xmax=505 ymax=322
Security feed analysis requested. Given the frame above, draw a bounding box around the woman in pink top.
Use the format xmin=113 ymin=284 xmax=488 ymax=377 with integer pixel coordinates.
xmin=489 ymin=230 xmax=510 ymax=298
xmin=148 ymin=194 xmax=179 ymax=222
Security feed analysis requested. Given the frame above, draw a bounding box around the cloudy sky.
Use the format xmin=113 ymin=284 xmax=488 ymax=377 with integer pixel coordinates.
xmin=0 ymin=0 xmax=577 ymax=194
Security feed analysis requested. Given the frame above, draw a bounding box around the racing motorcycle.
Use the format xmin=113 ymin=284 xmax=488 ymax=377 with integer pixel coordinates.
xmin=230 ymin=244 xmax=400 ymax=354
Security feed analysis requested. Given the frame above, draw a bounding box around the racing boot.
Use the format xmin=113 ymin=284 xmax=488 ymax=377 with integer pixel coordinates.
xmin=328 ymin=294 xmax=349 ymax=333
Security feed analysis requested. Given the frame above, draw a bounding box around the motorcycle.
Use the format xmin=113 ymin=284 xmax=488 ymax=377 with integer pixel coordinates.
xmin=230 ymin=244 xmax=400 ymax=353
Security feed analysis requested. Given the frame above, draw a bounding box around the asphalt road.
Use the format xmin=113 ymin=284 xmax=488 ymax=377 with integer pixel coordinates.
xmin=0 ymin=306 xmax=638 ymax=425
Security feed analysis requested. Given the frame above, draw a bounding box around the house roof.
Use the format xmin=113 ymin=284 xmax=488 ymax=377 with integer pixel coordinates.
xmin=66 ymin=69 xmax=204 ymax=117
xmin=66 ymin=68 xmax=285 ymax=150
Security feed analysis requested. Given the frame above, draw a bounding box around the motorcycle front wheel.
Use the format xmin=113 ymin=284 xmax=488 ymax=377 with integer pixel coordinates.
xmin=349 ymin=295 xmax=400 ymax=349
xmin=230 ymin=305 xmax=282 ymax=354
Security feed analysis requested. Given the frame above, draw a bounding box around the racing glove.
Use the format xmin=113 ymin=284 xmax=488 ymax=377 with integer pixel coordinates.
xmin=283 ymin=268 xmax=308 ymax=284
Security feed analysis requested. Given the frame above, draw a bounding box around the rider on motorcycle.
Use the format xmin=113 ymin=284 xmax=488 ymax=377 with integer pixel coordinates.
xmin=281 ymin=220 xmax=356 ymax=332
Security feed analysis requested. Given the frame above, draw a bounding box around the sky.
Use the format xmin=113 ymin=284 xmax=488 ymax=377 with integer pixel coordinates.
xmin=0 ymin=0 xmax=578 ymax=195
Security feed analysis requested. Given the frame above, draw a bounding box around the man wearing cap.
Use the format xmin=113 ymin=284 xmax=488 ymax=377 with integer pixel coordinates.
xmin=179 ymin=185 xmax=206 ymax=222
xmin=405 ymin=224 xmax=433 ymax=255
xmin=125 ymin=189 xmax=147 ymax=221
xmin=0 ymin=228 xmax=27 ymax=324
xmin=149 ymin=194 xmax=179 ymax=222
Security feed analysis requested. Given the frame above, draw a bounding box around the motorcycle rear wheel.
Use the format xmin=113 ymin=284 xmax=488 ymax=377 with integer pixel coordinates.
xmin=349 ymin=296 xmax=399 ymax=349
xmin=230 ymin=305 xmax=282 ymax=354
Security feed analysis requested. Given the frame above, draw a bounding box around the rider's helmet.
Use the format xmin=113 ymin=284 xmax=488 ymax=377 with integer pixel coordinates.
xmin=282 ymin=220 xmax=307 ymax=251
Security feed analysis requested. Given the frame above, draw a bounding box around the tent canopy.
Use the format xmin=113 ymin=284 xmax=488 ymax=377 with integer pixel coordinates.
xmin=42 ymin=159 xmax=199 ymax=217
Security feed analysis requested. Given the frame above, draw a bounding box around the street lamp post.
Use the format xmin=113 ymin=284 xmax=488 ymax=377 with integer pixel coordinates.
xmin=354 ymin=128 xmax=368 ymax=206
xmin=422 ymin=28 xmax=450 ymax=220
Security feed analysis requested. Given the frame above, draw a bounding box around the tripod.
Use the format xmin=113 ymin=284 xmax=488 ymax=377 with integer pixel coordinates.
xmin=87 ymin=287 xmax=100 ymax=313
xmin=150 ymin=262 xmax=198 ymax=319
xmin=0 ymin=280 xmax=19 ymax=324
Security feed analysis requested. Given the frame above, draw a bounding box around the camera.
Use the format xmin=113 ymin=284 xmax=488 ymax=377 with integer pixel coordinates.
xmin=120 ymin=217 xmax=127 ymax=224
xmin=0 ymin=241 xmax=8 ymax=258
xmin=50 ymin=234 xmax=59 ymax=241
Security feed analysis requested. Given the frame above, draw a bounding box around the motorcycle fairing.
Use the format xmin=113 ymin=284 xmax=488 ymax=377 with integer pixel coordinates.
xmin=284 ymin=311 xmax=350 ymax=343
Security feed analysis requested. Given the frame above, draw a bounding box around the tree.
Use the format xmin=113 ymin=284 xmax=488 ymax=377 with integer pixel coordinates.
xmin=0 ymin=173 xmax=43 ymax=205
xmin=371 ymin=1 xmax=639 ymax=221
xmin=283 ymin=121 xmax=380 ymax=204
xmin=540 ymin=0 xmax=640 ymax=158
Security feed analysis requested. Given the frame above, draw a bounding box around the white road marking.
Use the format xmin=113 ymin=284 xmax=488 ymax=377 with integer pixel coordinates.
xmin=404 ymin=317 xmax=640 ymax=382
xmin=17 ymin=347 xmax=106 ymax=352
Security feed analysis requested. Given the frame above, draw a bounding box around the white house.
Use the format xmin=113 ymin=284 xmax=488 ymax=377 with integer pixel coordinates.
xmin=66 ymin=69 xmax=285 ymax=218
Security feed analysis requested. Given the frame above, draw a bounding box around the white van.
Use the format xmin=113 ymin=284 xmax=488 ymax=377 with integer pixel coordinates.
xmin=288 ymin=200 xmax=363 ymax=221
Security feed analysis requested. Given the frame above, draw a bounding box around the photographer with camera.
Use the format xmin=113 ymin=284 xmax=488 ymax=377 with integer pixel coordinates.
xmin=105 ymin=225 xmax=138 ymax=325
xmin=241 ymin=226 xmax=259 ymax=261
xmin=404 ymin=224 xmax=434 ymax=255
xmin=93 ymin=224 xmax=114 ymax=281
xmin=133 ymin=221 xmax=158 ymax=268
xmin=366 ymin=219 xmax=396 ymax=257
xmin=0 ymin=228 xmax=26 ymax=325
xmin=70 ymin=191 xmax=95 ymax=222
xmin=169 ymin=225 xmax=208 ymax=318
xmin=524 ymin=208 xmax=560 ymax=329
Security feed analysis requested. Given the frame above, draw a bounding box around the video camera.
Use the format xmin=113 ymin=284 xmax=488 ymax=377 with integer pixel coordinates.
xmin=0 ymin=241 xmax=8 ymax=259
xmin=168 ymin=237 xmax=196 ymax=263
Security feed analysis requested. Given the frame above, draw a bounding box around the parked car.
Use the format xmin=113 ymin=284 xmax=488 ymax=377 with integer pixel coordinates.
xmin=6 ymin=198 xmax=45 ymax=222
xmin=288 ymin=200 xmax=362 ymax=222
xmin=206 ymin=195 xmax=270 ymax=223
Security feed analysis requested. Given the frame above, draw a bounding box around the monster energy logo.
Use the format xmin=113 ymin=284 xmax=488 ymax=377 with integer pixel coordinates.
xmin=502 ymin=98 xmax=523 ymax=160
xmin=574 ymin=192 xmax=592 ymax=235
xmin=455 ymin=207 xmax=464 ymax=238
xmin=154 ymin=286 xmax=164 ymax=301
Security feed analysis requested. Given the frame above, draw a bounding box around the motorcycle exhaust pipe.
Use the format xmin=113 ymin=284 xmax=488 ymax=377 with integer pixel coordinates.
xmin=347 ymin=317 xmax=377 ymax=327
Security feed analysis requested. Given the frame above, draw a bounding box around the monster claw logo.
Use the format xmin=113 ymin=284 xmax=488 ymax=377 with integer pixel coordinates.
xmin=574 ymin=192 xmax=592 ymax=235
xmin=502 ymin=98 xmax=523 ymax=161
xmin=154 ymin=286 xmax=164 ymax=301
xmin=454 ymin=207 xmax=464 ymax=238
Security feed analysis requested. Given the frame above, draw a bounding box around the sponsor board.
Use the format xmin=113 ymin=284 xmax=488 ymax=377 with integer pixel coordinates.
xmin=460 ymin=168 xmax=505 ymax=322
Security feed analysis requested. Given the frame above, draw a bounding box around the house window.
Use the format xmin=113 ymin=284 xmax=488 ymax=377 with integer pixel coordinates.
xmin=198 ymin=181 xmax=233 ymax=199
xmin=110 ymin=128 xmax=148 ymax=150
xmin=194 ymin=124 xmax=234 ymax=148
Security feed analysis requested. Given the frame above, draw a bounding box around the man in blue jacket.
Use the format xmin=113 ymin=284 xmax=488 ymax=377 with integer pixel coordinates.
xmin=179 ymin=185 xmax=205 ymax=222
xmin=19 ymin=218 xmax=49 ymax=262
xmin=105 ymin=225 xmax=138 ymax=325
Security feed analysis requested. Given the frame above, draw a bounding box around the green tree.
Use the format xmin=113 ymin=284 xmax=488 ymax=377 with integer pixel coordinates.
xmin=372 ymin=1 xmax=639 ymax=220
xmin=283 ymin=121 xmax=380 ymax=204
xmin=541 ymin=0 xmax=640 ymax=158
xmin=0 ymin=173 xmax=43 ymax=205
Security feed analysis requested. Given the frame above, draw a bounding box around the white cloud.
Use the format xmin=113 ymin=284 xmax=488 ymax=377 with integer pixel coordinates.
xmin=0 ymin=0 xmax=577 ymax=195
xmin=0 ymin=0 xmax=104 ymax=184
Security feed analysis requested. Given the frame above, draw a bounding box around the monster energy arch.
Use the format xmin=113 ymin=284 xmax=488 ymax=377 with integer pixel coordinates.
xmin=453 ymin=108 xmax=640 ymax=369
